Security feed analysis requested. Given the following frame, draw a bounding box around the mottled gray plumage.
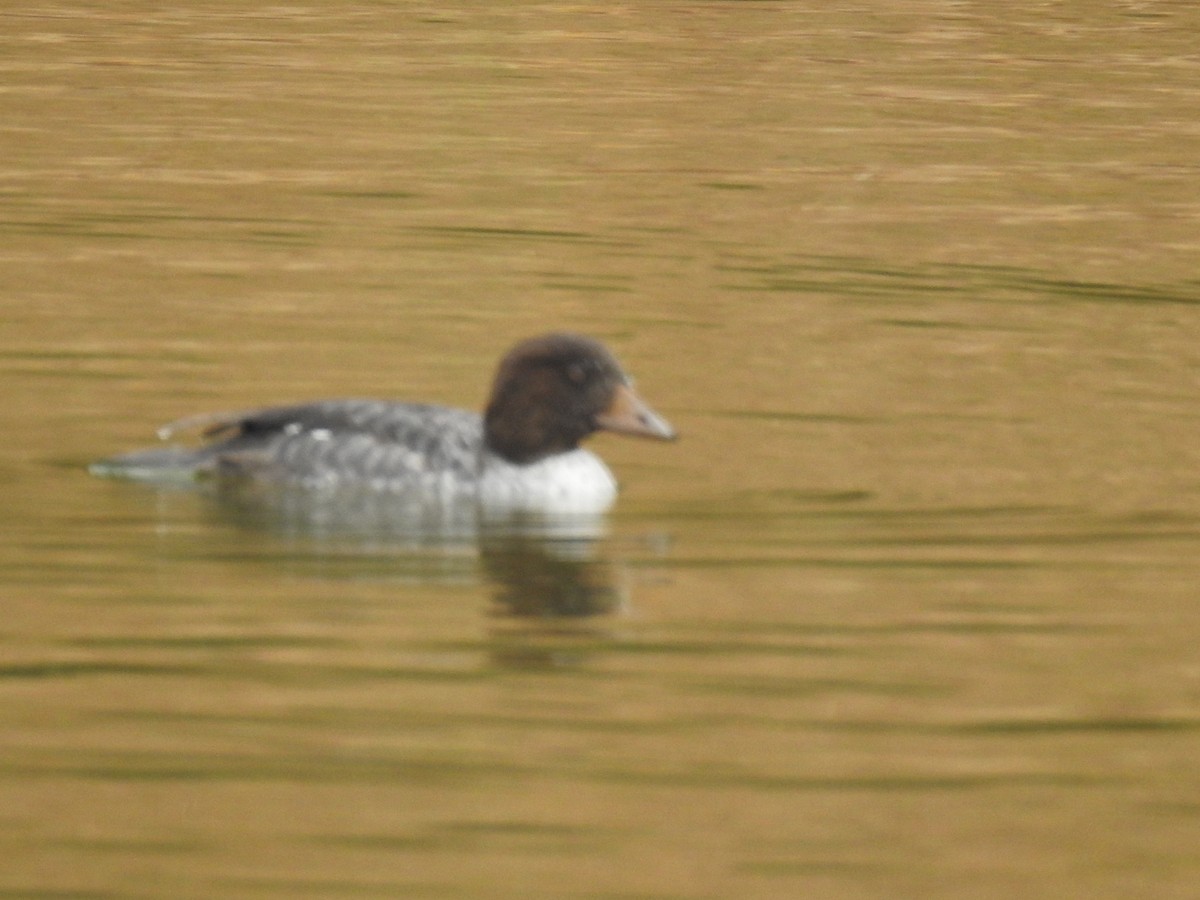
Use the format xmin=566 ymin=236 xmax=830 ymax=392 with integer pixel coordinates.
xmin=108 ymin=399 xmax=486 ymax=491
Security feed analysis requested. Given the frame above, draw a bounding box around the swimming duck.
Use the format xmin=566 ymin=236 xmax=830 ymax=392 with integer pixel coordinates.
xmin=91 ymin=332 xmax=677 ymax=515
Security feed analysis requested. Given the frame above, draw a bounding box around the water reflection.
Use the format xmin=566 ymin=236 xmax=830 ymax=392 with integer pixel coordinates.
xmin=183 ymin=477 xmax=629 ymax=629
xmin=480 ymin=529 xmax=625 ymax=619
xmin=208 ymin=478 xmax=609 ymax=544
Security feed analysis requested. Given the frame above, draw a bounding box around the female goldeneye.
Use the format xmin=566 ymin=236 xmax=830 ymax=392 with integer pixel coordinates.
xmin=91 ymin=333 xmax=677 ymax=516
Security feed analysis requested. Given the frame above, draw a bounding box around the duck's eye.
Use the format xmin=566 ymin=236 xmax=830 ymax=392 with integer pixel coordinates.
xmin=566 ymin=362 xmax=588 ymax=384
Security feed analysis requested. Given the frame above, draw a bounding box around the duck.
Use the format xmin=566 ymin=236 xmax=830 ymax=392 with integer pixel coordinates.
xmin=91 ymin=332 xmax=677 ymax=516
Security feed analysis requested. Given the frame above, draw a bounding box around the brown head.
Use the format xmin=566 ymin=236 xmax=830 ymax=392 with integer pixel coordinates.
xmin=483 ymin=333 xmax=677 ymax=464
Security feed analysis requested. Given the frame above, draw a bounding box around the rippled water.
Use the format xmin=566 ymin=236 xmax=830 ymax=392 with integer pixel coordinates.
xmin=5 ymin=3 xmax=1200 ymax=898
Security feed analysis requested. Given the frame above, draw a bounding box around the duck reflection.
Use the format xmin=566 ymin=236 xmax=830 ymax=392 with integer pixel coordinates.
xmin=208 ymin=479 xmax=629 ymax=622
xmin=477 ymin=528 xmax=627 ymax=671
xmin=480 ymin=528 xmax=625 ymax=618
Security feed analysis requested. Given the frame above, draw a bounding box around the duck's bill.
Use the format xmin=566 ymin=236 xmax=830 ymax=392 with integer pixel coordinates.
xmin=595 ymin=383 xmax=678 ymax=441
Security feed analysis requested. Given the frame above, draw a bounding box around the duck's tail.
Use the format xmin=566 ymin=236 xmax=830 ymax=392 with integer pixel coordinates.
xmin=88 ymin=446 xmax=210 ymax=483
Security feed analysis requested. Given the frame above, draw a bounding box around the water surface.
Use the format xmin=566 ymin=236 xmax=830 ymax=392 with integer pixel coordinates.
xmin=4 ymin=3 xmax=1200 ymax=898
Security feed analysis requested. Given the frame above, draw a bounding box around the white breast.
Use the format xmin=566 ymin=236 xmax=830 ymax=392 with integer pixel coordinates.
xmin=477 ymin=449 xmax=618 ymax=516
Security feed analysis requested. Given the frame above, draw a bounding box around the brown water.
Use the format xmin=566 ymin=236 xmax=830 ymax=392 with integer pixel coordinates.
xmin=5 ymin=3 xmax=1200 ymax=898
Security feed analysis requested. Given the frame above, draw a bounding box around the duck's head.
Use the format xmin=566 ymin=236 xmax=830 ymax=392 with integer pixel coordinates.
xmin=483 ymin=332 xmax=677 ymax=464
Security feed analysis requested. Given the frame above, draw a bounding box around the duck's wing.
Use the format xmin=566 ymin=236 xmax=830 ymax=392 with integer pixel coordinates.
xmin=94 ymin=400 xmax=483 ymax=487
xmin=188 ymin=400 xmax=485 ymax=485
xmin=159 ymin=399 xmax=431 ymax=441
